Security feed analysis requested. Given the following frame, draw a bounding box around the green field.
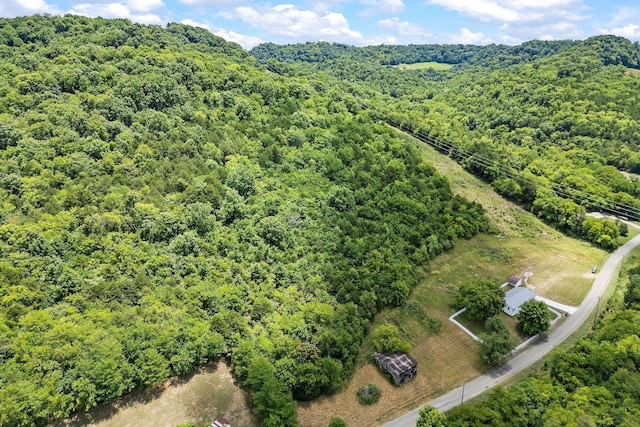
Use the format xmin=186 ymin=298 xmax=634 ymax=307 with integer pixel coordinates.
xmin=397 ymin=61 xmax=454 ymax=70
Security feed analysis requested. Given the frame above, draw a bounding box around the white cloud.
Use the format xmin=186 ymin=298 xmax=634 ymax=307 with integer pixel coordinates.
xmin=429 ymin=0 xmax=523 ymax=22
xmin=501 ymin=20 xmax=583 ymax=41
xmin=600 ymin=24 xmax=640 ymax=40
xmin=449 ymin=28 xmax=493 ymax=44
xmin=360 ymin=0 xmax=405 ymax=17
xmin=608 ymin=7 xmax=640 ymax=27
xmin=378 ymin=17 xmax=430 ymax=37
xmin=227 ymin=4 xmax=363 ymax=43
xmin=181 ymin=18 xmax=262 ymax=49
xmin=503 ymin=0 xmax=578 ymax=8
xmin=0 ymin=0 xmax=61 ymax=16
xmin=428 ymin=0 xmax=584 ymax=23
xmin=177 ymin=0 xmax=246 ymax=5
xmin=68 ymin=3 xmax=163 ymax=25
xmin=129 ymin=0 xmax=164 ymax=13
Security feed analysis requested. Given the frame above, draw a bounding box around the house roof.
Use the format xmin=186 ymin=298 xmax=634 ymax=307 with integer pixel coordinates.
xmin=504 ymin=286 xmax=535 ymax=309
xmin=373 ymin=352 xmax=417 ymax=375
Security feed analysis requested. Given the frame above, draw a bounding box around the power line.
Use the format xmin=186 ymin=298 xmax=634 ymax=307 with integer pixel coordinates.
xmin=383 ymin=115 xmax=640 ymax=221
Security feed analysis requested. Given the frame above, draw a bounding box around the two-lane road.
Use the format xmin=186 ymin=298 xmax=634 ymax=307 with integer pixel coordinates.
xmin=384 ymin=228 xmax=640 ymax=427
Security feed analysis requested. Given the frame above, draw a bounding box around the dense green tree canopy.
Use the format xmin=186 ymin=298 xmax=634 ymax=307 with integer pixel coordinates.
xmin=254 ymin=36 xmax=640 ymax=247
xmin=0 ymin=15 xmax=489 ymax=426
xmin=416 ymin=405 xmax=446 ymax=427
xmin=454 ymin=279 xmax=504 ymax=322
xmin=478 ymin=316 xmax=513 ymax=366
xmin=518 ymin=299 xmax=551 ymax=336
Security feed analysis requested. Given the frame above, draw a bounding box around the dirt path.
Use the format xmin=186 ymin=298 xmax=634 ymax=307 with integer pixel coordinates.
xmin=51 ymin=362 xmax=256 ymax=427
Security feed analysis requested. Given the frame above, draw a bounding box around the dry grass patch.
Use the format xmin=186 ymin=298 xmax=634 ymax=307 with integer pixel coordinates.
xmin=53 ymin=362 xmax=256 ymax=427
xmin=297 ymin=320 xmax=481 ymax=427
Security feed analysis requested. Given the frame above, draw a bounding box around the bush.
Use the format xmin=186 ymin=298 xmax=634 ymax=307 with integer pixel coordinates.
xmin=518 ymin=299 xmax=550 ymax=336
xmin=356 ymin=384 xmax=381 ymax=405
xmin=372 ymin=324 xmax=411 ymax=354
xmin=328 ymin=416 xmax=347 ymax=427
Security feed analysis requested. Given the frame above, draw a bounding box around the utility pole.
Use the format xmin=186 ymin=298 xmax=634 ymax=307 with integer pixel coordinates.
xmin=593 ymin=296 xmax=601 ymax=328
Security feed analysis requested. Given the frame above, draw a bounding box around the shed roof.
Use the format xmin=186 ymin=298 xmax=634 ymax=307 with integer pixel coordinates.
xmin=504 ymin=286 xmax=535 ymax=309
xmin=373 ymin=352 xmax=417 ymax=375
xmin=507 ymin=276 xmax=521 ymax=285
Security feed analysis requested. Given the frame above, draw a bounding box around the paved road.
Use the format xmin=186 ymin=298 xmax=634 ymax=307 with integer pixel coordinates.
xmin=383 ymin=226 xmax=640 ymax=427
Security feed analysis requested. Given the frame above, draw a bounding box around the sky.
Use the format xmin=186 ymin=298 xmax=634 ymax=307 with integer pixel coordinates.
xmin=1 ymin=0 xmax=640 ymax=50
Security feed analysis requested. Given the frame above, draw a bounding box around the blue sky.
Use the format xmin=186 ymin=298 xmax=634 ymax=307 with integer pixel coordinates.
xmin=2 ymin=0 xmax=639 ymax=49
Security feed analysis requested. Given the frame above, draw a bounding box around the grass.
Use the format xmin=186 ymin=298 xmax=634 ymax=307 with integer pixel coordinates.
xmin=297 ymin=129 xmax=609 ymax=426
xmin=397 ymin=62 xmax=454 ymax=71
xmin=452 ymin=307 xmax=546 ymax=347
xmin=53 ymin=362 xmax=256 ymax=427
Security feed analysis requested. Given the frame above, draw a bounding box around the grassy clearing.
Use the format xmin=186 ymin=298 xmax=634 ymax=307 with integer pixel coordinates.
xmin=397 ymin=62 xmax=454 ymax=71
xmin=297 ymin=129 xmax=609 ymax=426
xmin=53 ymin=362 xmax=256 ymax=427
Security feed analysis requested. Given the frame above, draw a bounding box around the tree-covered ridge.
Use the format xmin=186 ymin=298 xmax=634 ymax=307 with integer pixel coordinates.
xmin=445 ymin=261 xmax=640 ymax=426
xmin=0 ymin=15 xmax=489 ymax=426
xmin=250 ymin=39 xmax=578 ymax=69
xmin=251 ymin=36 xmax=640 ymax=73
xmin=254 ymin=36 xmax=640 ymax=245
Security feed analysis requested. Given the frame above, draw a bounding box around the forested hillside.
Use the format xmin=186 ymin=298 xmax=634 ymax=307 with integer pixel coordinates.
xmin=0 ymin=16 xmax=489 ymax=426
xmin=253 ymin=36 xmax=640 ymax=248
xmin=251 ymin=39 xmax=577 ymax=69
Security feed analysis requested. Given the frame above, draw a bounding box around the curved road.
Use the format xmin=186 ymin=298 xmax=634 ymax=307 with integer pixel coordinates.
xmin=383 ymin=224 xmax=640 ymax=427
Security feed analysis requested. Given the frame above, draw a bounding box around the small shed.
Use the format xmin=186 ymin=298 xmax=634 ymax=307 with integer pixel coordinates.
xmin=506 ymin=276 xmax=522 ymax=287
xmin=372 ymin=352 xmax=417 ymax=385
xmin=211 ymin=418 xmax=230 ymax=427
xmin=503 ymin=286 xmax=536 ymax=316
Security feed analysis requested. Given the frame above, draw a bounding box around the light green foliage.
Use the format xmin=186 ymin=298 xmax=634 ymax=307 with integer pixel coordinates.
xmin=518 ymin=299 xmax=551 ymax=336
xmin=416 ymin=405 xmax=446 ymax=427
xmin=246 ymin=357 xmax=298 ymax=426
xmin=455 ymin=279 xmax=504 ymax=322
xmin=372 ymin=324 xmax=411 ymax=354
xmin=581 ymin=217 xmax=619 ymax=250
xmin=356 ymin=384 xmax=381 ymax=405
xmin=478 ymin=316 xmax=513 ymax=366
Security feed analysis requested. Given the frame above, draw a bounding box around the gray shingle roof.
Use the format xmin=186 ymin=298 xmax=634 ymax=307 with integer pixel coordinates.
xmin=504 ymin=286 xmax=535 ymax=310
xmin=373 ymin=352 xmax=417 ymax=376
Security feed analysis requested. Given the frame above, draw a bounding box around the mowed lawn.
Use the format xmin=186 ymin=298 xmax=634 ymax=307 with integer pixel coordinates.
xmin=296 ymin=130 xmax=609 ymax=426
xmin=397 ymin=61 xmax=454 ymax=71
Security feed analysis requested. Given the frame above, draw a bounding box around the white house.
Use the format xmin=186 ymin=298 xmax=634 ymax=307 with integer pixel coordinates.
xmin=503 ymin=286 xmax=536 ymax=316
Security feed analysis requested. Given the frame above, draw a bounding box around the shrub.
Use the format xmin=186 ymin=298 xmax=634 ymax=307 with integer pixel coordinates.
xmin=328 ymin=416 xmax=347 ymax=427
xmin=356 ymin=384 xmax=381 ymax=405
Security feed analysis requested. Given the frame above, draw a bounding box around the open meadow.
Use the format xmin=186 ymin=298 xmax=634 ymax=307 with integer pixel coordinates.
xmin=397 ymin=62 xmax=454 ymax=71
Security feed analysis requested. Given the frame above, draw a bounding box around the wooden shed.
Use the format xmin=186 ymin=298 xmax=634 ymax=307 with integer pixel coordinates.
xmin=372 ymin=352 xmax=417 ymax=385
